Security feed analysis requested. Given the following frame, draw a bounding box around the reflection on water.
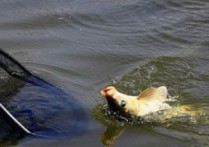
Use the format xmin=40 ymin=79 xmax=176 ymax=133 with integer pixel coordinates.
xmin=0 ymin=0 xmax=209 ymax=146
xmin=96 ymin=101 xmax=209 ymax=146
xmin=101 ymin=126 xmax=123 ymax=146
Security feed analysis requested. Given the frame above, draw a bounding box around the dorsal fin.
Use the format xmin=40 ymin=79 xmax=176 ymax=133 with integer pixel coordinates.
xmin=138 ymin=86 xmax=167 ymax=101
xmin=138 ymin=87 xmax=157 ymax=100
xmin=155 ymin=86 xmax=168 ymax=101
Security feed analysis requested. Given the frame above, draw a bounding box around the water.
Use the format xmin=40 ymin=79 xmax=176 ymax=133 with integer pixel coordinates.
xmin=0 ymin=0 xmax=209 ymax=146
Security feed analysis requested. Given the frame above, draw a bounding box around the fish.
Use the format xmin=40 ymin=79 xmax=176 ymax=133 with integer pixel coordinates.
xmin=101 ymin=86 xmax=171 ymax=117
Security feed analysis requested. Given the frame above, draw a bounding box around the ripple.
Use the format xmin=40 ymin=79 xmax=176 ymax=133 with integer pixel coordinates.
xmin=1 ymin=0 xmax=209 ymax=146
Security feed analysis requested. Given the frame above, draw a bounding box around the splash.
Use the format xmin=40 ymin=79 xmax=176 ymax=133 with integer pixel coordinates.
xmin=94 ymin=102 xmax=209 ymax=128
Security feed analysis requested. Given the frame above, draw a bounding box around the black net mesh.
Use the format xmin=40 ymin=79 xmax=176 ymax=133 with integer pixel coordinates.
xmin=0 ymin=49 xmax=32 ymax=80
xmin=0 ymin=48 xmax=87 ymax=141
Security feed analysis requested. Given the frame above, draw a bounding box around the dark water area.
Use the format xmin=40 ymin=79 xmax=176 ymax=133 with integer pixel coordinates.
xmin=0 ymin=0 xmax=209 ymax=146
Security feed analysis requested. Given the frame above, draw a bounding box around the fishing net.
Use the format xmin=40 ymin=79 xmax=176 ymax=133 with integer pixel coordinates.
xmin=0 ymin=49 xmax=87 ymax=145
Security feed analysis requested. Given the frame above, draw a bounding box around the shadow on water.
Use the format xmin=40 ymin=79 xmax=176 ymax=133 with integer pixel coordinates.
xmin=95 ymin=56 xmax=209 ymax=147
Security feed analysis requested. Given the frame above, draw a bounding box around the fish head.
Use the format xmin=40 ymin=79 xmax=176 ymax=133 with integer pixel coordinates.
xmin=101 ymin=86 xmax=117 ymax=98
xmin=101 ymin=86 xmax=121 ymax=111
xmin=101 ymin=86 xmax=133 ymax=117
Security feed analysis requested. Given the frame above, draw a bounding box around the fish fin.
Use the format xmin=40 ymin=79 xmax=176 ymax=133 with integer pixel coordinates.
xmin=138 ymin=86 xmax=167 ymax=101
xmin=138 ymin=87 xmax=157 ymax=100
xmin=155 ymin=86 xmax=167 ymax=101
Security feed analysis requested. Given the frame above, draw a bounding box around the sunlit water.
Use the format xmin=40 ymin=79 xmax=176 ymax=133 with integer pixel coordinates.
xmin=0 ymin=0 xmax=209 ymax=146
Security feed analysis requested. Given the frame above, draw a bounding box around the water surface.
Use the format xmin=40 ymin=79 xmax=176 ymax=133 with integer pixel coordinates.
xmin=0 ymin=0 xmax=209 ymax=146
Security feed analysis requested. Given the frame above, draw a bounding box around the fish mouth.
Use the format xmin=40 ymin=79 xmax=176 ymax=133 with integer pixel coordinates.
xmin=100 ymin=90 xmax=106 ymax=97
xmin=104 ymin=96 xmax=120 ymax=112
xmin=100 ymin=90 xmax=119 ymax=111
xmin=100 ymin=89 xmax=130 ymax=117
xmin=103 ymin=96 xmax=129 ymax=118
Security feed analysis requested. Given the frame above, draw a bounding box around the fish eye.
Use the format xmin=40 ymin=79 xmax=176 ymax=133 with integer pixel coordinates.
xmin=120 ymin=100 xmax=126 ymax=107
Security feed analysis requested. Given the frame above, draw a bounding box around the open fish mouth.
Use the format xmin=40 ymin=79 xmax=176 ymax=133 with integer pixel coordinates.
xmin=103 ymin=96 xmax=131 ymax=118
xmin=104 ymin=96 xmax=120 ymax=112
xmin=100 ymin=89 xmax=122 ymax=113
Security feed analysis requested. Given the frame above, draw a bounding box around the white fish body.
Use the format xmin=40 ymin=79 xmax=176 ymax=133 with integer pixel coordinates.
xmin=101 ymin=86 xmax=171 ymax=117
